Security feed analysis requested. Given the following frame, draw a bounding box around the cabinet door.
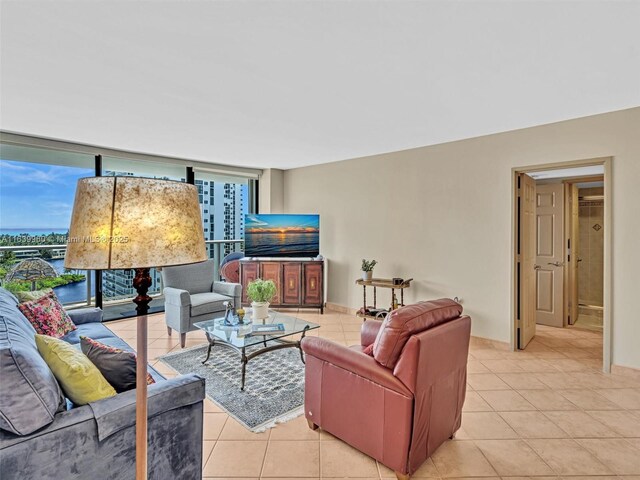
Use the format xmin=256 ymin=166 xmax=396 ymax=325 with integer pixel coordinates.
xmin=260 ymin=262 xmax=282 ymax=304
xmin=282 ymin=263 xmax=302 ymax=305
xmin=240 ymin=262 xmax=259 ymax=305
xmin=303 ymin=263 xmax=323 ymax=305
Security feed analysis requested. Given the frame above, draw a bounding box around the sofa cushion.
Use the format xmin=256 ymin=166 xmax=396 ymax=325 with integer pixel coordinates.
xmin=62 ymin=322 xmax=117 ymax=345
xmin=0 ymin=317 xmax=66 ymax=436
xmin=373 ymin=299 xmax=463 ymax=369
xmin=18 ymin=292 xmax=77 ymax=339
xmin=0 ymin=288 xmax=66 ymax=436
xmin=35 ymin=334 xmax=117 ymax=405
xmin=162 ymin=259 xmax=215 ymax=295
xmin=80 ymin=336 xmax=155 ymax=393
xmin=190 ymin=292 xmax=231 ymax=317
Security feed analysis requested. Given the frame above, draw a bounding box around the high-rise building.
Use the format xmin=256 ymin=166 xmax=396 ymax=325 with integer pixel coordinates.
xmin=196 ymin=179 xmax=247 ymax=258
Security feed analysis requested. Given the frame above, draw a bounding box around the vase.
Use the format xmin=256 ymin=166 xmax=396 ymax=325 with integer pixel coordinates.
xmin=251 ymin=301 xmax=270 ymax=320
xmin=362 ymin=271 xmax=373 ymax=281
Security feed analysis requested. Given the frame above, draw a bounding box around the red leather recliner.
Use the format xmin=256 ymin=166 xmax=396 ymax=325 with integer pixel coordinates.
xmin=301 ymin=299 xmax=471 ymax=480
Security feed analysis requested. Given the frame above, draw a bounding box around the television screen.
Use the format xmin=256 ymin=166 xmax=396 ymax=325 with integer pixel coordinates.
xmin=244 ymin=214 xmax=320 ymax=257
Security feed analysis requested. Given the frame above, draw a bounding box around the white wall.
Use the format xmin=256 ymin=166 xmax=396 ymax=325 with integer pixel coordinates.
xmin=283 ymin=108 xmax=640 ymax=370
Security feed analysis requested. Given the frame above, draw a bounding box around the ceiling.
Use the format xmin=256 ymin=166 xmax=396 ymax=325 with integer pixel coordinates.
xmin=1 ymin=1 xmax=639 ymax=170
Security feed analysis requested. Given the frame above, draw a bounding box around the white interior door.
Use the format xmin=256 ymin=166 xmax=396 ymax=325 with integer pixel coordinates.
xmin=519 ymin=173 xmax=536 ymax=348
xmin=535 ymin=183 xmax=565 ymax=327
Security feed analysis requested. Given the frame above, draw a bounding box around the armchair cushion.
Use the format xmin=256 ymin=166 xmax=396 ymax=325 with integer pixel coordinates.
xmin=190 ymin=292 xmax=231 ymax=317
xmin=373 ymin=298 xmax=463 ymax=369
xmin=301 ymin=337 xmax=412 ymax=397
xmin=161 ymin=259 xmax=215 ymax=295
xmin=361 ymin=319 xmax=383 ymax=346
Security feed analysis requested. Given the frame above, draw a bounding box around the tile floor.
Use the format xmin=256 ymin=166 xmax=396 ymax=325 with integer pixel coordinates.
xmin=106 ymin=310 xmax=640 ymax=480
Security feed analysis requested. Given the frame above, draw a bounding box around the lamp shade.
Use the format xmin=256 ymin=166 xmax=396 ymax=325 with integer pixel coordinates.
xmin=65 ymin=177 xmax=207 ymax=270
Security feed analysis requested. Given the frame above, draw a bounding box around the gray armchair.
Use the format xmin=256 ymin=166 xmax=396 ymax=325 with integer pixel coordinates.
xmin=161 ymin=259 xmax=242 ymax=347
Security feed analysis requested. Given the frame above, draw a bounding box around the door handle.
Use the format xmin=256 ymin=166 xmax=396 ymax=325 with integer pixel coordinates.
xmin=547 ymin=261 xmax=564 ymax=267
xmin=534 ymin=264 xmax=541 ymax=270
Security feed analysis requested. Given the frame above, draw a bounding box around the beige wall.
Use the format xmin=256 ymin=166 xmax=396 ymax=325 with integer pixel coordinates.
xmin=259 ymin=168 xmax=284 ymax=213
xmin=282 ymin=107 xmax=640 ymax=370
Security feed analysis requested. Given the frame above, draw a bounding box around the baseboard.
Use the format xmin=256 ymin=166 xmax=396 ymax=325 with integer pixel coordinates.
xmin=469 ymin=335 xmax=512 ymax=351
xmin=324 ymin=302 xmax=512 ymax=351
xmin=611 ymin=364 xmax=640 ymax=380
xmin=325 ymin=302 xmax=353 ymax=314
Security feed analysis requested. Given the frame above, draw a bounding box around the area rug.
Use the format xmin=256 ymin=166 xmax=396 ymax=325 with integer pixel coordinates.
xmin=158 ymin=343 xmax=305 ymax=432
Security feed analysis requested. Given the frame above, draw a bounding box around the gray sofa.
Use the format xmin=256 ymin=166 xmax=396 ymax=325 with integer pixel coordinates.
xmin=162 ymin=259 xmax=241 ymax=347
xmin=0 ymin=287 xmax=205 ymax=480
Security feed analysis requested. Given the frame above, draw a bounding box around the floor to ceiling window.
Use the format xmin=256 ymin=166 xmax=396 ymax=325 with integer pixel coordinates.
xmin=1 ymin=133 xmax=260 ymax=320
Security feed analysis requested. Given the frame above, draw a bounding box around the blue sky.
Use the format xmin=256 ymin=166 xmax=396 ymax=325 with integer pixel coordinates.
xmin=0 ymin=160 xmax=92 ymax=230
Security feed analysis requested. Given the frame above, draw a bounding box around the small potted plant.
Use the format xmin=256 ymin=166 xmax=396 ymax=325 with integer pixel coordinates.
xmin=361 ymin=259 xmax=377 ymax=281
xmin=246 ymin=279 xmax=277 ymax=320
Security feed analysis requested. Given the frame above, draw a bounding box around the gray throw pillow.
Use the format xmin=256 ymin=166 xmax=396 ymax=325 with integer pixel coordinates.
xmin=80 ymin=336 xmax=154 ymax=393
xmin=0 ymin=316 xmax=65 ymax=436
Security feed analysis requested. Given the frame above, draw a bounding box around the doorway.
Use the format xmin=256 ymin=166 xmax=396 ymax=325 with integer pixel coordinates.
xmin=511 ymin=159 xmax=612 ymax=372
xmin=569 ymin=180 xmax=605 ymax=331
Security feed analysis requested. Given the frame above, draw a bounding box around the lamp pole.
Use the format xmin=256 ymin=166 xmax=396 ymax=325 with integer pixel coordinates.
xmin=136 ymin=314 xmax=148 ymax=479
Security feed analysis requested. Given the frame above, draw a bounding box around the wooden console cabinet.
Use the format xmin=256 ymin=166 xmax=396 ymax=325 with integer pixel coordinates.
xmin=240 ymin=259 xmax=324 ymax=313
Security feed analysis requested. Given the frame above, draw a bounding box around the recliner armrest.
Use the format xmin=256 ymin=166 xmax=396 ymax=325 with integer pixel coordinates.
xmin=164 ymin=287 xmax=191 ymax=306
xmin=361 ymin=319 xmax=383 ymax=346
xmin=67 ymin=307 xmax=102 ymax=325
xmin=213 ymin=281 xmax=241 ymax=299
xmin=301 ymin=337 xmax=412 ymax=397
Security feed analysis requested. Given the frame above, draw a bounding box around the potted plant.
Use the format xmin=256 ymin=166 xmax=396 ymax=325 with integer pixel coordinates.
xmin=246 ymin=278 xmax=277 ymax=320
xmin=361 ymin=259 xmax=377 ymax=281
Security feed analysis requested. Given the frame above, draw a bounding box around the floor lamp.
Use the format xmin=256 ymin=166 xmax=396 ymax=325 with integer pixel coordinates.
xmin=65 ymin=177 xmax=206 ymax=479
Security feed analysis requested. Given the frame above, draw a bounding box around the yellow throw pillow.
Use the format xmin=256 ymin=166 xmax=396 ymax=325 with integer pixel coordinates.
xmin=35 ymin=334 xmax=117 ymax=405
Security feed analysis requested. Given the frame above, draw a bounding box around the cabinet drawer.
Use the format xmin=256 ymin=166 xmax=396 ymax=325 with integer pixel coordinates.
xmin=303 ymin=263 xmax=323 ymax=305
xmin=240 ymin=262 xmax=259 ymax=304
xmin=282 ymin=263 xmax=302 ymax=304
xmin=260 ymin=262 xmax=282 ymax=304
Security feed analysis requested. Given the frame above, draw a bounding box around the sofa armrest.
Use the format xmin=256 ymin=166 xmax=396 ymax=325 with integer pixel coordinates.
xmin=301 ymin=337 xmax=411 ymax=397
xmin=213 ymin=281 xmax=241 ymax=299
xmin=164 ymin=287 xmax=191 ymax=306
xmin=89 ymin=374 xmax=205 ymax=441
xmin=361 ymin=319 xmax=383 ymax=346
xmin=67 ymin=307 xmax=102 ymax=325
xmin=0 ymin=374 xmax=205 ymax=449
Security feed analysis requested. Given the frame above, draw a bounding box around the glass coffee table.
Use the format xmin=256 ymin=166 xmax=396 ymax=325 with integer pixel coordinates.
xmin=193 ymin=310 xmax=320 ymax=390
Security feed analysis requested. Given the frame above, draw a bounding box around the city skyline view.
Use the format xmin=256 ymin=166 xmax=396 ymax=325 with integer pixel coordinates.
xmin=1 ymin=158 xmax=248 ymax=305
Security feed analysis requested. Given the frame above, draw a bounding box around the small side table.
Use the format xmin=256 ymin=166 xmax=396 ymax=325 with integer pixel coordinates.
xmin=355 ymin=278 xmax=412 ymax=321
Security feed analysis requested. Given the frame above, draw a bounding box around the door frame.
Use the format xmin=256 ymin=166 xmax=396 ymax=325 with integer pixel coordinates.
xmin=511 ymin=157 xmax=612 ymax=373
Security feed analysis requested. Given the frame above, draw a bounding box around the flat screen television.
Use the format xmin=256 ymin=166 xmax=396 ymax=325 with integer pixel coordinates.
xmin=244 ymin=214 xmax=320 ymax=257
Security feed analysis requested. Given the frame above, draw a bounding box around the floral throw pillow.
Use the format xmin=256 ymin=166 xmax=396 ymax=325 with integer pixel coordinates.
xmin=18 ymin=292 xmax=77 ymax=338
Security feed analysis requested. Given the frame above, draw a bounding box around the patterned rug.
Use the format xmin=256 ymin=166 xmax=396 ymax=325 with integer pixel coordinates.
xmin=158 ymin=343 xmax=305 ymax=431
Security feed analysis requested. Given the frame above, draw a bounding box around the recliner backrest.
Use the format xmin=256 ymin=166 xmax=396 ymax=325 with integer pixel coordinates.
xmin=161 ymin=259 xmax=215 ymax=294
xmin=372 ymin=298 xmax=463 ymax=369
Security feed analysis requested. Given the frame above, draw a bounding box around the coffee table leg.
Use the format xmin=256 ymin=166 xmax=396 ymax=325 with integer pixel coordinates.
xmin=241 ymin=347 xmax=248 ymax=391
xmin=202 ymin=337 xmax=214 ymax=364
xmin=298 ymin=325 xmax=310 ymax=364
